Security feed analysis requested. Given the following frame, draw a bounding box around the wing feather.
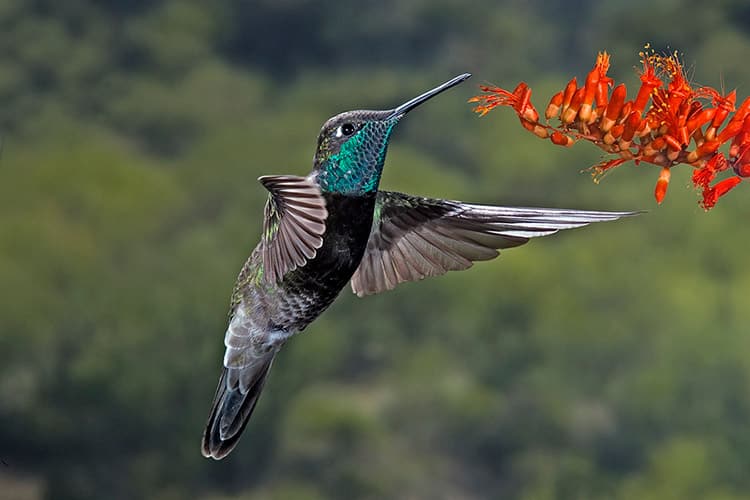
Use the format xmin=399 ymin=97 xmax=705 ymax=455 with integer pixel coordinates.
xmin=259 ymin=175 xmax=328 ymax=284
xmin=351 ymin=191 xmax=638 ymax=297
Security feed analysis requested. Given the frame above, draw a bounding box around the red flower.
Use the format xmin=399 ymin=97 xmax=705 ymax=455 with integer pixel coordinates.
xmin=692 ymin=153 xmax=726 ymax=190
xmin=654 ymin=167 xmax=671 ymax=204
xmin=471 ymin=46 xmax=750 ymax=210
xmin=634 ymin=47 xmax=663 ymax=117
xmin=701 ymin=177 xmax=742 ymax=210
xmin=468 ymin=83 xmax=538 ymax=121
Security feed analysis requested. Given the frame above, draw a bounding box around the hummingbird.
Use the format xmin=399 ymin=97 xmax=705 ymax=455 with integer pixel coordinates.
xmin=201 ymin=73 xmax=636 ymax=459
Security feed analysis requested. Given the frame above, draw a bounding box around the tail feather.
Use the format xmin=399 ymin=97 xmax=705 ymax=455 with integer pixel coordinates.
xmin=201 ymin=357 xmax=274 ymax=460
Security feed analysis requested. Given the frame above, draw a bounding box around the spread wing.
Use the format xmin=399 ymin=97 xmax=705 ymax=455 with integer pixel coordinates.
xmin=259 ymin=175 xmax=328 ymax=284
xmin=351 ymin=191 xmax=638 ymax=297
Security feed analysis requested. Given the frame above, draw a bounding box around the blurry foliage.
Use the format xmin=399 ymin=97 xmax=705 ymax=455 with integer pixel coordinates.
xmin=0 ymin=1 xmax=749 ymax=499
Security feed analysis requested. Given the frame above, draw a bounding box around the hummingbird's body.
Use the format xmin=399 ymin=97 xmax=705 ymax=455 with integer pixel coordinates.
xmin=237 ymin=191 xmax=376 ymax=332
xmin=201 ymin=74 xmax=637 ymax=459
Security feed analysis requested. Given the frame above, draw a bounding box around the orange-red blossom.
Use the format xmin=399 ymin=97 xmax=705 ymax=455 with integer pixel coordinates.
xmin=468 ymin=47 xmax=750 ymax=210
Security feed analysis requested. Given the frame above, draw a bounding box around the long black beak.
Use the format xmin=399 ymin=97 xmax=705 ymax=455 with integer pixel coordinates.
xmin=387 ymin=73 xmax=471 ymax=119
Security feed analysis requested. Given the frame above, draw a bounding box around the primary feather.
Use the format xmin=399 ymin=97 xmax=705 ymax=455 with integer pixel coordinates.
xmin=350 ymin=191 xmax=638 ymax=296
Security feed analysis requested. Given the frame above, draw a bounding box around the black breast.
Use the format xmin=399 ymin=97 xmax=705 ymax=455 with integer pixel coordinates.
xmin=281 ymin=192 xmax=376 ymax=327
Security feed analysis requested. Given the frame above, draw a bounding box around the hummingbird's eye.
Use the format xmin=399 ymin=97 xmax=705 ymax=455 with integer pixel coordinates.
xmin=336 ymin=123 xmax=356 ymax=138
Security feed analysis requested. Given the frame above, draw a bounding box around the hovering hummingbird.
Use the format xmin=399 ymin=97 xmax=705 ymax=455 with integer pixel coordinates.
xmin=201 ymin=73 xmax=636 ymax=459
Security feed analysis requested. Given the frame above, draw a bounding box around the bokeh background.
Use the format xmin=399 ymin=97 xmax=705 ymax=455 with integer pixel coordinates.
xmin=2 ymin=1 xmax=750 ymax=499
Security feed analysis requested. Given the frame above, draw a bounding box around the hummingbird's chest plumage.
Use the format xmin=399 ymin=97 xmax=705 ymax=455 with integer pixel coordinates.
xmin=306 ymin=192 xmax=377 ymax=275
xmin=280 ymin=192 xmax=376 ymax=325
xmin=236 ymin=192 xmax=376 ymax=334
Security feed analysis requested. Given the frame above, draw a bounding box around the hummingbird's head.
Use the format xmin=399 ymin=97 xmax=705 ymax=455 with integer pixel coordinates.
xmin=312 ymin=73 xmax=471 ymax=194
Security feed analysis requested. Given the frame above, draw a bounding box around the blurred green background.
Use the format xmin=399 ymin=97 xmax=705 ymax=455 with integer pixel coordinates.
xmin=2 ymin=1 xmax=750 ymax=499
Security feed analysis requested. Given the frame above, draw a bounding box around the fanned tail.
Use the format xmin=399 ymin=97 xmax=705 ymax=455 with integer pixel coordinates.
xmin=201 ymin=357 xmax=274 ymax=460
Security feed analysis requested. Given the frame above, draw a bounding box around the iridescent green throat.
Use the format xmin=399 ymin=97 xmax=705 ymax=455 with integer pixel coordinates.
xmin=318 ymin=121 xmax=397 ymax=195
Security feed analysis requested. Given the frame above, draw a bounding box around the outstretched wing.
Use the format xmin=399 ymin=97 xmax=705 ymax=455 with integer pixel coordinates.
xmin=259 ymin=175 xmax=328 ymax=284
xmin=351 ymin=191 xmax=638 ymax=297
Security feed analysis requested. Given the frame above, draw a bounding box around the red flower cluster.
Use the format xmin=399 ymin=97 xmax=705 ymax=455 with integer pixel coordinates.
xmin=469 ymin=47 xmax=749 ymax=209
